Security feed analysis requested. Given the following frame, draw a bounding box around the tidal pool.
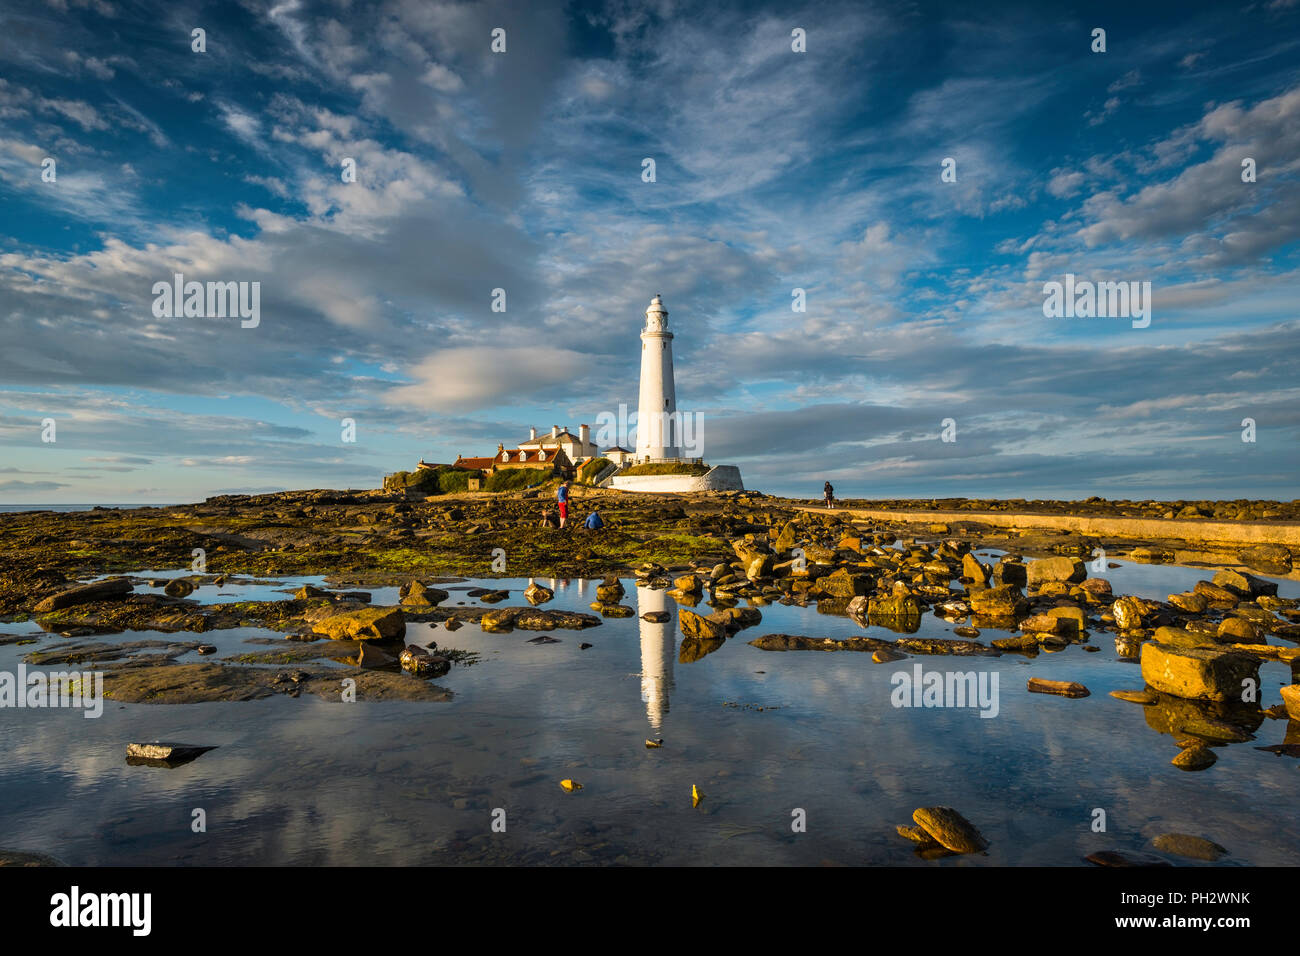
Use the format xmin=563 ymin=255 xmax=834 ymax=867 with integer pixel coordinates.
xmin=1 ymin=559 xmax=1297 ymax=866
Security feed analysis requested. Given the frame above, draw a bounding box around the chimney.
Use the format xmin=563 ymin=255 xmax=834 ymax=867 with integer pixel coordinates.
xmin=551 ymin=425 xmax=559 ymax=439
xmin=580 ymin=423 xmax=589 ymax=447
xmin=529 ymin=426 xmax=536 ymax=441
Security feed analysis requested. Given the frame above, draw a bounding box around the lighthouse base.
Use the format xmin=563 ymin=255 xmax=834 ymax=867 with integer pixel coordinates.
xmin=610 ymin=465 xmax=744 ymax=494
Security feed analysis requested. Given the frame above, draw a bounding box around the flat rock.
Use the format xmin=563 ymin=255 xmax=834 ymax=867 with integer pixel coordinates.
xmin=126 ymin=741 xmax=216 ymax=767
xmin=1151 ymin=833 xmax=1227 ymax=861
xmin=310 ymin=606 xmax=405 ymax=641
xmin=1140 ymin=643 xmax=1260 ymax=703
xmin=911 ymin=806 xmax=988 ymax=854
xmin=34 ymin=577 xmax=133 ymax=612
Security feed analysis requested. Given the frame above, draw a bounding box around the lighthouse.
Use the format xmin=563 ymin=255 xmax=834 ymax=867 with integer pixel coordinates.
xmin=635 ymin=294 xmax=682 ymax=461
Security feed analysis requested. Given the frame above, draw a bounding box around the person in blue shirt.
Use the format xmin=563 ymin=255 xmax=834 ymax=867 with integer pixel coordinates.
xmin=584 ymin=510 xmax=604 ymax=531
xmin=556 ymin=480 xmax=571 ymax=528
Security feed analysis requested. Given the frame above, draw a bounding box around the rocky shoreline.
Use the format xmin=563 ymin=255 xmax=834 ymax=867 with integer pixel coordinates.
xmin=1 ymin=489 xmax=1297 ymax=734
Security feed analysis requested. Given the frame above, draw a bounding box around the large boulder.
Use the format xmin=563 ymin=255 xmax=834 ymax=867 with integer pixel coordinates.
xmin=400 ymin=580 xmax=449 ymax=607
xmin=1111 ymin=595 xmax=1150 ymax=630
xmin=968 ymin=585 xmax=1028 ymax=618
xmin=868 ymin=592 xmax=921 ymax=628
xmin=1026 ymin=556 xmax=1085 ymax=586
xmin=312 ymin=606 xmax=406 ymax=642
xmin=523 ymin=582 xmax=554 ymax=605
xmin=961 ymin=553 xmax=990 ymax=585
xmin=818 ymin=568 xmax=869 ymax=598
xmin=910 ymin=807 xmax=988 ymax=854
xmin=1212 ymin=569 xmax=1277 ymax=599
xmin=1140 ymin=643 xmax=1260 ymax=703
xmin=679 ymin=609 xmax=727 ymax=641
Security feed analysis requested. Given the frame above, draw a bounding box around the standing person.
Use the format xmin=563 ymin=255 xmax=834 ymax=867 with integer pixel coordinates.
xmin=557 ymin=479 xmax=571 ymax=528
xmin=823 ymin=481 xmax=835 ymax=510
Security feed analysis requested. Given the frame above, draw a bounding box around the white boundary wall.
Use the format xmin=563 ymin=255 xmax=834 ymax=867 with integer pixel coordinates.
xmin=610 ymin=465 xmax=744 ymax=493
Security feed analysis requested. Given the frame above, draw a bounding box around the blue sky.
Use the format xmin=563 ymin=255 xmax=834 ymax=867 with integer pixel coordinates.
xmin=1 ymin=0 xmax=1298 ymax=503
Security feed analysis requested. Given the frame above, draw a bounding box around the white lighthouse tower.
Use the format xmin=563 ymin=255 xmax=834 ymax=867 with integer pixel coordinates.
xmin=635 ymin=294 xmax=682 ymax=461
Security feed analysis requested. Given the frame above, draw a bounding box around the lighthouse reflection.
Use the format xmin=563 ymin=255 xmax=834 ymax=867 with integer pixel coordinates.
xmin=636 ymin=585 xmax=677 ymax=730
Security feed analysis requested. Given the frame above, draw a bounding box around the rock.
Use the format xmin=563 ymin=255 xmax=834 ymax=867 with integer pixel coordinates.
xmin=679 ymin=609 xmax=727 ymax=641
xmin=592 ymin=603 xmax=634 ymax=618
xmin=673 ymin=574 xmax=702 ymax=593
xmin=295 ymin=585 xmax=329 ymax=599
xmin=1172 ymin=744 xmax=1216 ymax=771
xmin=911 ymin=807 xmax=988 ymax=854
xmin=1151 ymin=833 xmax=1227 ymax=862
xmin=1280 ymin=684 xmax=1300 ymax=720
xmin=1151 ymin=625 xmax=1215 ymax=649
xmin=992 ymin=634 xmax=1039 ymax=651
xmin=400 ymin=645 xmax=450 ymax=677
xmin=523 ymin=582 xmax=554 ymax=605
xmin=1027 ymin=678 xmax=1089 ymax=698
xmin=1213 ymin=568 xmax=1276 ymax=598
xmin=480 ymin=608 xmax=520 ymax=631
xmin=560 ymin=779 xmax=582 ymax=792
xmin=968 ymin=585 xmax=1028 ymax=618
xmin=400 ymin=581 xmax=449 ymax=607
xmin=896 ymin=824 xmax=938 ymax=845
xmin=961 ymin=553 xmax=990 ymax=585
xmin=1141 ymin=643 xmax=1260 ymax=702
xmin=126 ymin=742 xmax=216 ymax=767
xmin=1111 ymin=595 xmax=1148 ymax=630
xmin=1027 ymin=556 xmax=1085 ymax=586
xmin=1046 ymin=605 xmax=1088 ymax=635
xmin=1217 ymin=617 xmax=1258 ymax=643
xmin=1168 ymin=591 xmax=1208 ymax=614
xmin=1193 ymin=581 xmax=1239 ymax=607
xmin=1076 ymin=577 xmax=1112 ymax=598
xmin=163 ymin=579 xmax=196 ymax=598
xmin=310 ymin=606 xmax=406 ymax=642
xmin=1237 ymin=544 xmax=1292 ymax=575
xmin=817 ymin=567 xmax=867 ymax=597
xmin=196 ymin=644 xmax=217 ymax=655
xmin=713 ymin=606 xmax=762 ymax=631
xmin=442 ymin=616 xmax=463 ymax=632
xmin=641 ymin=610 xmax=671 ymax=623
xmin=595 ymin=577 xmax=625 ymax=603
xmin=34 ymin=577 xmax=134 ymax=612
xmin=952 ymin=625 xmax=980 ymax=638
xmin=872 ymin=648 xmax=906 ymax=663
xmin=867 ymin=592 xmax=921 ymax=627
xmin=1020 ymin=614 xmax=1063 ymax=635
xmin=992 ymin=560 xmax=1027 ymax=587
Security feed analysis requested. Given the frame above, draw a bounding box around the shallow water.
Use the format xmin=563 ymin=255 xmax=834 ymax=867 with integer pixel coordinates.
xmin=1 ymin=560 xmax=1297 ymax=866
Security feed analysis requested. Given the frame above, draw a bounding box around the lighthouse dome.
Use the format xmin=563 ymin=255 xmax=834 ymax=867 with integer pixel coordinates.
xmin=644 ymin=294 xmax=669 ymax=332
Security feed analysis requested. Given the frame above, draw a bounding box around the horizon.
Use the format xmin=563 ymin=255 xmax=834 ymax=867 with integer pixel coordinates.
xmin=2 ymin=0 xmax=1298 ymax=503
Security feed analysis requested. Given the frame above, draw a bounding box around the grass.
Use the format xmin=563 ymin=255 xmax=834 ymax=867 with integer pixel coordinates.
xmin=484 ymin=467 xmax=551 ymax=492
xmin=620 ymin=461 xmax=710 ymax=477
xmin=578 ymin=457 xmax=611 ymax=484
